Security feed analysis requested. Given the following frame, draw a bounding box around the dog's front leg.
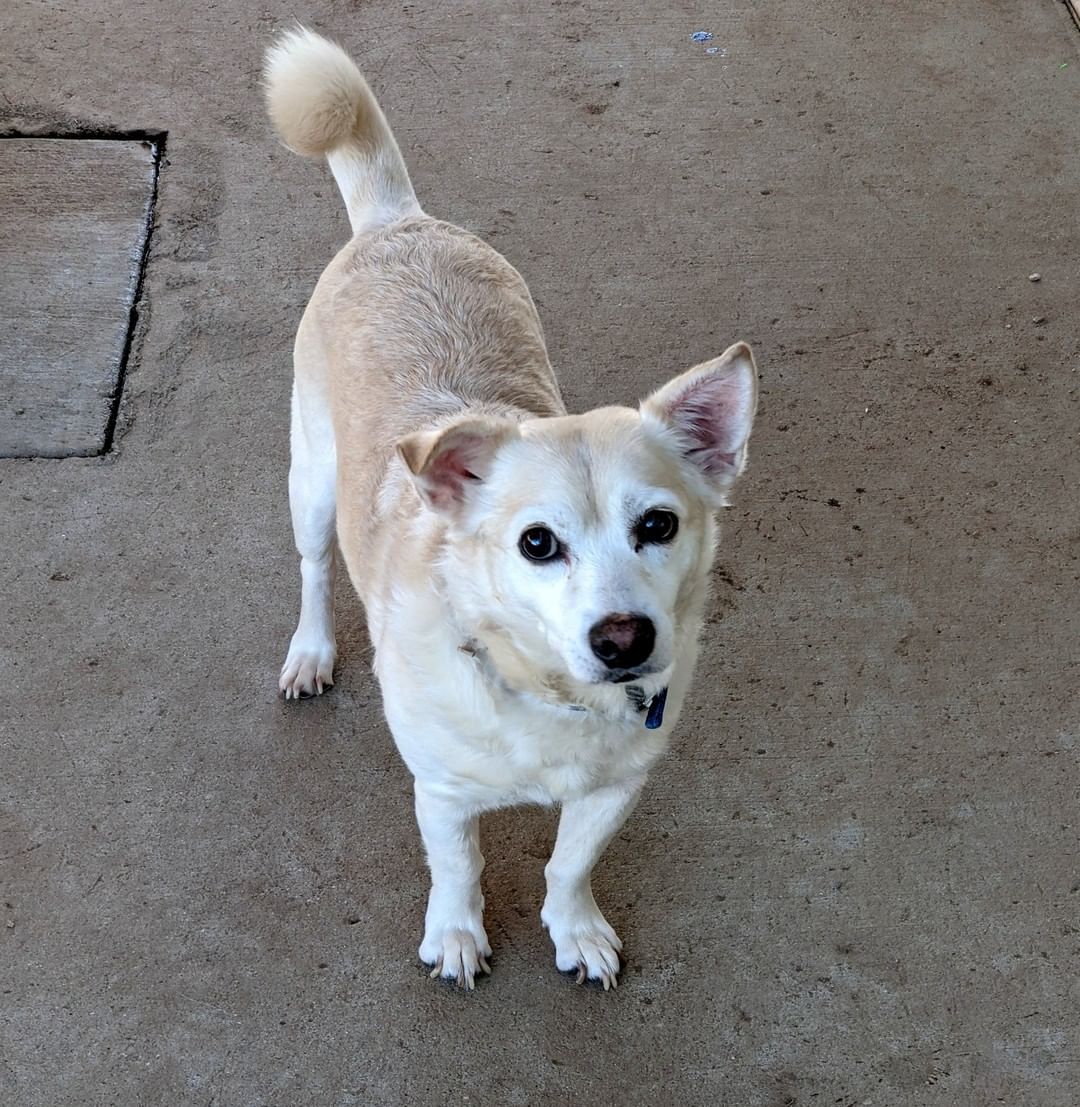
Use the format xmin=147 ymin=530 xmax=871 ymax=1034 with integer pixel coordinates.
xmin=541 ymin=774 xmax=645 ymax=990
xmin=414 ymin=782 xmax=492 ymax=989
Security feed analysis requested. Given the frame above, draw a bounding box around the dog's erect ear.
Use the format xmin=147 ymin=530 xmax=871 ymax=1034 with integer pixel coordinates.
xmin=640 ymin=341 xmax=758 ymax=502
xmin=397 ymin=417 xmax=519 ymax=514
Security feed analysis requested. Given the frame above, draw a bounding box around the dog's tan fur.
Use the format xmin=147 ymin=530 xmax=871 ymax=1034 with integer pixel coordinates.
xmin=297 ymin=217 xmax=565 ymax=606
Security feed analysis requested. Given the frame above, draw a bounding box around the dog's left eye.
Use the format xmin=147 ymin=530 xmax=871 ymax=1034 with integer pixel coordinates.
xmin=635 ymin=509 xmax=679 ymax=547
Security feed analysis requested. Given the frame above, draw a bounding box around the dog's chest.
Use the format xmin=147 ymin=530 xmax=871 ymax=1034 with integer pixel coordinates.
xmin=486 ymin=695 xmax=664 ymax=801
xmin=377 ymin=643 xmax=672 ymax=805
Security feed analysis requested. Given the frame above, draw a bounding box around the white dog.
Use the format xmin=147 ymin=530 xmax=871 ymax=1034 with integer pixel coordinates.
xmin=265 ymin=28 xmax=758 ymax=989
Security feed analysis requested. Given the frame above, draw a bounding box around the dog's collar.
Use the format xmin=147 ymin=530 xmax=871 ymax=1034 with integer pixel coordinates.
xmin=459 ymin=639 xmax=668 ymax=729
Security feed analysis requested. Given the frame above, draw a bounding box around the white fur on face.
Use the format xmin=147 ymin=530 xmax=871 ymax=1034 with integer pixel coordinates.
xmin=441 ymin=408 xmax=716 ymax=689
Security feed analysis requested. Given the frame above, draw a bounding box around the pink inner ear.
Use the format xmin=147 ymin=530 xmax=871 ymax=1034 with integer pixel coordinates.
xmin=670 ymin=375 xmax=749 ymax=475
xmin=424 ymin=444 xmax=481 ymax=509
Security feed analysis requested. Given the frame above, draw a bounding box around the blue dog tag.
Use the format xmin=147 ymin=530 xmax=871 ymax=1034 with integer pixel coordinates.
xmin=644 ymin=687 xmax=668 ymax=730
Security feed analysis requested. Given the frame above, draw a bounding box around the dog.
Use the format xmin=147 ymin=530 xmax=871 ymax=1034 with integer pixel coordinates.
xmin=264 ymin=27 xmax=758 ymax=989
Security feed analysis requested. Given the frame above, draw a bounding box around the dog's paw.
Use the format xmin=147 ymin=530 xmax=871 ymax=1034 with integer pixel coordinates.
xmin=419 ymin=925 xmax=492 ymax=990
xmin=279 ymin=638 xmax=336 ymax=700
xmin=543 ymin=906 xmax=623 ymax=990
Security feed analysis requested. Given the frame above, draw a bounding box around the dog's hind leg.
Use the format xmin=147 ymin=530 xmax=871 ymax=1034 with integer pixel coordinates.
xmin=280 ymin=323 xmax=338 ymax=699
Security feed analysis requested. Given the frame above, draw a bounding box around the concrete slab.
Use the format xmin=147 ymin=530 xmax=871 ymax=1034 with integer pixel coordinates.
xmin=0 ymin=138 xmax=158 ymax=458
xmin=1 ymin=1 xmax=1079 ymax=1105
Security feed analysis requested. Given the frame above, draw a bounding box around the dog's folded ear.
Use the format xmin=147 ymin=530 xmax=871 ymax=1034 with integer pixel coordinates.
xmin=397 ymin=416 xmax=519 ymax=514
xmin=639 ymin=341 xmax=758 ymax=504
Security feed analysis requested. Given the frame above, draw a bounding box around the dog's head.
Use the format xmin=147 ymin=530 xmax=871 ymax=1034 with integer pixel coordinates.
xmin=397 ymin=342 xmax=758 ymax=694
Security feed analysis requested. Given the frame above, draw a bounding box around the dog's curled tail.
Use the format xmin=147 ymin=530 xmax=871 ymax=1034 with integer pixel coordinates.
xmin=264 ymin=26 xmax=420 ymax=232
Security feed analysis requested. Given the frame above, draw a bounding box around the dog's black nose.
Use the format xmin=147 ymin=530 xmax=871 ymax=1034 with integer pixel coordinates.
xmin=589 ymin=613 xmax=656 ymax=670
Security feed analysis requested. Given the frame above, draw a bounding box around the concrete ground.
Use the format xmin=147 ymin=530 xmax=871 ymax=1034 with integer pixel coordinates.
xmin=3 ymin=1 xmax=1079 ymax=1103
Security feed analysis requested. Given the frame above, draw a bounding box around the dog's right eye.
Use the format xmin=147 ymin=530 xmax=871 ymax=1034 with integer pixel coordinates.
xmin=519 ymin=526 xmax=561 ymax=562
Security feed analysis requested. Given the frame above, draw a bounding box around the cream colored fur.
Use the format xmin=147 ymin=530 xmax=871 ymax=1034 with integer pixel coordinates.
xmin=265 ymin=27 xmax=759 ymax=990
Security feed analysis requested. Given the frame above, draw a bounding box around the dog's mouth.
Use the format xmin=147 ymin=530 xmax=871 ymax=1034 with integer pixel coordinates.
xmin=601 ymin=665 xmax=663 ymax=685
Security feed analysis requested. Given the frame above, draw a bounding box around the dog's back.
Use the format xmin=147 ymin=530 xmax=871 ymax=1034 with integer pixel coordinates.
xmin=265 ymin=29 xmax=563 ymax=593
